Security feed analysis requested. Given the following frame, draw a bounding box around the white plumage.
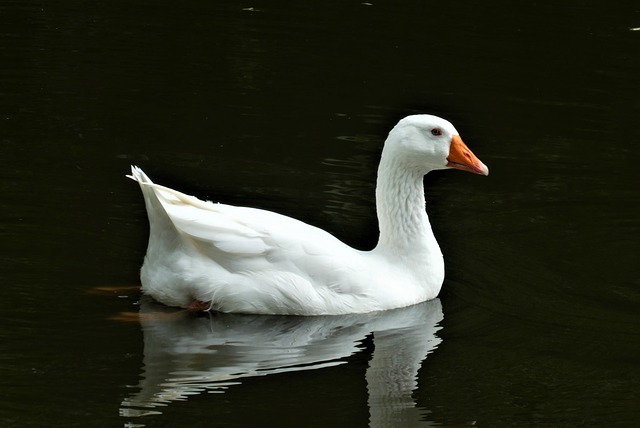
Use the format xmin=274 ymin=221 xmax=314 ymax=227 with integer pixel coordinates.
xmin=129 ymin=115 xmax=488 ymax=315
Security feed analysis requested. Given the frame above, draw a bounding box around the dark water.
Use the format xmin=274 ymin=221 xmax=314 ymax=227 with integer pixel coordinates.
xmin=2 ymin=1 xmax=639 ymax=427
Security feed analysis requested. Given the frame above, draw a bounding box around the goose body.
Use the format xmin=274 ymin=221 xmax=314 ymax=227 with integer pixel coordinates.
xmin=129 ymin=115 xmax=488 ymax=315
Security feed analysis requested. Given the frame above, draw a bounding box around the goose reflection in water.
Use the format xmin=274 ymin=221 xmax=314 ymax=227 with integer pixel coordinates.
xmin=120 ymin=298 xmax=446 ymax=427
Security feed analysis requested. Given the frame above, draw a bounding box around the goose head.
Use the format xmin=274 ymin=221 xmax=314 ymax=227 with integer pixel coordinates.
xmin=385 ymin=115 xmax=489 ymax=176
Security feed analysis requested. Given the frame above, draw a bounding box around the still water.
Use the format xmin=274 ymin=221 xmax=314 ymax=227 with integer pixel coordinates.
xmin=2 ymin=0 xmax=639 ymax=427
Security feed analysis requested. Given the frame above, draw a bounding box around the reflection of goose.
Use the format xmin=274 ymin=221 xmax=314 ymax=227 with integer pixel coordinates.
xmin=129 ymin=115 xmax=488 ymax=315
xmin=121 ymin=298 xmax=444 ymax=426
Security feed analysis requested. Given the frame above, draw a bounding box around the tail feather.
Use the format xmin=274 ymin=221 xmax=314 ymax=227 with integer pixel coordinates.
xmin=127 ymin=165 xmax=152 ymax=184
xmin=128 ymin=166 xmax=217 ymax=212
xmin=128 ymin=165 xmax=174 ymax=231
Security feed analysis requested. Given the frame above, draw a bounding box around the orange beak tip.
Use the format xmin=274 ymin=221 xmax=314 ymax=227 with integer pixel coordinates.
xmin=447 ymin=135 xmax=489 ymax=177
xmin=479 ymin=162 xmax=489 ymax=176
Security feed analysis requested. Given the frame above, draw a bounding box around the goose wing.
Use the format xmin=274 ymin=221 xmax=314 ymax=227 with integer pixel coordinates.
xmin=134 ymin=170 xmax=365 ymax=284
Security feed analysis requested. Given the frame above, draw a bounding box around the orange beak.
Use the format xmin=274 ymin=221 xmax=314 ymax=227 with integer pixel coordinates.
xmin=446 ymin=135 xmax=489 ymax=176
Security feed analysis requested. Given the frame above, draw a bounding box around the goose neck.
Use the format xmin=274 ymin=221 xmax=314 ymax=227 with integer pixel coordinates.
xmin=374 ymin=154 xmax=436 ymax=254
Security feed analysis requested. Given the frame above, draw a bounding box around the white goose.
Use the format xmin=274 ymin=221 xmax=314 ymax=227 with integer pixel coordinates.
xmin=129 ymin=115 xmax=488 ymax=315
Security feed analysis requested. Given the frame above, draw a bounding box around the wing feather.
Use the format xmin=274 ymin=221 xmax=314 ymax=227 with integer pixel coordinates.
xmin=139 ymin=174 xmax=368 ymax=297
xmin=143 ymin=182 xmax=269 ymax=255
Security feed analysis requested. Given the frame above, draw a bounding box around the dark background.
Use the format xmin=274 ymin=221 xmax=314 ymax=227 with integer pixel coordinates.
xmin=2 ymin=0 xmax=639 ymax=426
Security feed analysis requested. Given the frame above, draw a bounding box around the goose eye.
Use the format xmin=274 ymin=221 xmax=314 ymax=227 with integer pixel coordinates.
xmin=431 ymin=128 xmax=442 ymax=136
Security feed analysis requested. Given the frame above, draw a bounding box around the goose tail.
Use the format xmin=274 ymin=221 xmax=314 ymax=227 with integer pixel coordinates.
xmin=127 ymin=165 xmax=153 ymax=185
xmin=128 ymin=165 xmax=180 ymax=247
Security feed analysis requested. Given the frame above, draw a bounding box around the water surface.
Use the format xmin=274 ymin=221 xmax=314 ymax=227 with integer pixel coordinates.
xmin=2 ymin=1 xmax=639 ymax=427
